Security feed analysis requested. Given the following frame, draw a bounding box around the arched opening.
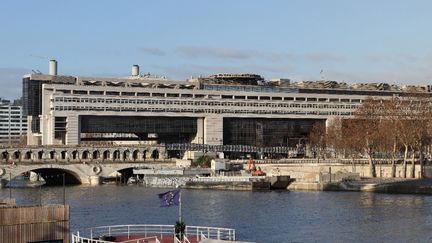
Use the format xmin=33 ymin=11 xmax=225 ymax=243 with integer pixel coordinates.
xmin=82 ymin=150 xmax=90 ymax=160
xmin=24 ymin=151 xmax=32 ymax=160
xmin=132 ymin=150 xmax=139 ymax=161
xmin=32 ymin=168 xmax=81 ymax=186
xmin=13 ymin=151 xmax=21 ymax=160
xmin=151 ymin=149 xmax=159 ymax=160
xmin=92 ymin=150 xmax=100 ymax=160
xmin=61 ymin=151 xmax=67 ymax=160
xmin=49 ymin=151 xmax=56 ymax=160
xmin=123 ymin=150 xmax=130 ymax=161
xmin=103 ymin=150 xmax=110 ymax=160
xmin=37 ymin=151 xmax=44 ymax=160
xmin=72 ymin=151 xmax=79 ymax=160
xmin=8 ymin=168 xmax=81 ymax=188
xmin=113 ymin=150 xmax=120 ymax=160
xmin=1 ymin=151 xmax=9 ymax=160
xmin=142 ymin=150 xmax=148 ymax=160
xmin=117 ymin=167 xmax=135 ymax=185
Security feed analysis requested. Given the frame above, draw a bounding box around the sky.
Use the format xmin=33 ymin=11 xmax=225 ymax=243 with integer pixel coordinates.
xmin=1 ymin=0 xmax=432 ymax=100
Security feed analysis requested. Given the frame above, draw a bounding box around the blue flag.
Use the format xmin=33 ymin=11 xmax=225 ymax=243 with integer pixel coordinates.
xmin=158 ymin=189 xmax=180 ymax=207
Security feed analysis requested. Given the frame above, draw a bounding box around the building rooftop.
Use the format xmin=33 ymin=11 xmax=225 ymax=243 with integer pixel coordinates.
xmin=24 ymin=60 xmax=432 ymax=94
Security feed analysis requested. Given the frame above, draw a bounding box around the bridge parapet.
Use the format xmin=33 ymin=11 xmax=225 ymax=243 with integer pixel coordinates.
xmin=0 ymin=145 xmax=166 ymax=164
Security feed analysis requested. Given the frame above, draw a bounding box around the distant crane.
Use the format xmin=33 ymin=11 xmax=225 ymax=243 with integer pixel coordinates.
xmin=30 ymin=54 xmax=49 ymax=74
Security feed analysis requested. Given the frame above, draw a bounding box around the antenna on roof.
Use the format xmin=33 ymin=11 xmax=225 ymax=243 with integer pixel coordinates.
xmin=320 ymin=69 xmax=325 ymax=80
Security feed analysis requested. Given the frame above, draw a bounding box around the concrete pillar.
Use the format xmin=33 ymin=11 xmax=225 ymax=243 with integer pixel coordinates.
xmin=204 ymin=116 xmax=223 ymax=145
xmin=88 ymin=176 xmax=101 ymax=185
xmin=41 ymin=115 xmax=55 ymax=145
xmin=192 ymin=117 xmax=205 ymax=144
xmin=66 ymin=115 xmax=80 ymax=145
xmin=325 ymin=116 xmax=341 ymax=130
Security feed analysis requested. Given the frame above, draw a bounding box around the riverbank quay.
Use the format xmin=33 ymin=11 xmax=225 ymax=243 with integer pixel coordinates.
xmin=255 ymin=161 xmax=432 ymax=194
xmin=288 ymin=178 xmax=432 ymax=194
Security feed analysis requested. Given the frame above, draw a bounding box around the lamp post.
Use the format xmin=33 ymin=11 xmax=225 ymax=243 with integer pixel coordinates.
xmin=63 ymin=173 xmax=65 ymax=205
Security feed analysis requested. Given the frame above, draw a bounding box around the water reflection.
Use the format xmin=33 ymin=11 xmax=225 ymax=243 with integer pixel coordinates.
xmin=1 ymin=186 xmax=432 ymax=242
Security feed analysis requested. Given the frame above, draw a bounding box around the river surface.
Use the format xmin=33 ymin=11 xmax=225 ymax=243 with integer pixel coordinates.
xmin=1 ymin=185 xmax=432 ymax=243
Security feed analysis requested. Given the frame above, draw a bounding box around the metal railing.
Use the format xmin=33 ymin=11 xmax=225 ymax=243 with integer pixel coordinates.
xmin=166 ymin=143 xmax=303 ymax=154
xmin=191 ymin=176 xmax=253 ymax=183
xmin=72 ymin=224 xmax=236 ymax=243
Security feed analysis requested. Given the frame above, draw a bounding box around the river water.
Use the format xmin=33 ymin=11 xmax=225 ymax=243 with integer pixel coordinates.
xmin=1 ymin=185 xmax=432 ymax=243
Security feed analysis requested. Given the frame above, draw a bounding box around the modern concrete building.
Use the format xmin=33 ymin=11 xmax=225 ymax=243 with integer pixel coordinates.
xmin=0 ymin=99 xmax=27 ymax=146
xmin=22 ymin=61 xmax=432 ymax=153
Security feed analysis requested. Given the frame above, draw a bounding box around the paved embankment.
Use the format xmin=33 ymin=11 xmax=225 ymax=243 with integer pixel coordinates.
xmin=289 ymin=178 xmax=432 ymax=194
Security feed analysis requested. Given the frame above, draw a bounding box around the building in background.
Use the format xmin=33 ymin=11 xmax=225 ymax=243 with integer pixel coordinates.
xmin=0 ymin=98 xmax=27 ymax=146
xmin=22 ymin=60 xmax=432 ymax=157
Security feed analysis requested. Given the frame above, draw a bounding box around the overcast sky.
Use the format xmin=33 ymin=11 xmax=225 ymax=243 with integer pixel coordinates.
xmin=1 ymin=0 xmax=432 ymax=100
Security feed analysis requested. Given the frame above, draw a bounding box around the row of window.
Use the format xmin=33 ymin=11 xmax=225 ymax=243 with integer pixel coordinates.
xmin=0 ymin=124 xmax=26 ymax=127
xmin=53 ymin=97 xmax=360 ymax=110
xmin=53 ymin=105 xmax=354 ymax=116
xmin=52 ymin=91 xmax=364 ymax=103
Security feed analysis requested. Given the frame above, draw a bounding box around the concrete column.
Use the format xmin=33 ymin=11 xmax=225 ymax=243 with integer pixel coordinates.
xmin=66 ymin=115 xmax=80 ymax=145
xmin=26 ymin=116 xmax=35 ymax=145
xmin=88 ymin=175 xmax=101 ymax=185
xmin=204 ymin=116 xmax=223 ymax=145
xmin=41 ymin=115 xmax=55 ymax=145
xmin=325 ymin=116 xmax=341 ymax=131
xmin=192 ymin=117 xmax=205 ymax=144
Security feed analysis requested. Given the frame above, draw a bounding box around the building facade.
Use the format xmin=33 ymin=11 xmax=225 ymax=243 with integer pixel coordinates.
xmin=22 ymin=61 xmax=432 ymax=150
xmin=0 ymin=99 xmax=27 ymax=146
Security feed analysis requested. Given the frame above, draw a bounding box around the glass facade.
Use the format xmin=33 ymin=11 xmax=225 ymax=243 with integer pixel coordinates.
xmin=223 ymin=118 xmax=325 ymax=147
xmin=80 ymin=116 xmax=197 ymax=143
xmin=23 ymin=78 xmax=46 ymax=132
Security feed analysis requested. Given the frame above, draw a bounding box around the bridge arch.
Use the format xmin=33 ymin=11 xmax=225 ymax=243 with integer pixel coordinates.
xmin=24 ymin=151 xmax=32 ymax=160
xmin=92 ymin=150 xmax=100 ymax=160
xmin=113 ymin=150 xmax=120 ymax=160
xmin=13 ymin=151 xmax=21 ymax=160
xmin=123 ymin=150 xmax=130 ymax=161
xmin=61 ymin=151 xmax=67 ymax=160
xmin=31 ymin=168 xmax=81 ymax=186
xmin=37 ymin=150 xmax=44 ymax=160
xmin=1 ymin=151 xmax=9 ymax=160
xmin=103 ymin=150 xmax=110 ymax=160
xmin=8 ymin=166 xmax=84 ymax=186
xmin=82 ymin=150 xmax=90 ymax=160
xmin=151 ymin=149 xmax=159 ymax=160
xmin=71 ymin=150 xmax=79 ymax=160
xmin=132 ymin=150 xmax=139 ymax=161
xmin=49 ymin=151 xmax=56 ymax=160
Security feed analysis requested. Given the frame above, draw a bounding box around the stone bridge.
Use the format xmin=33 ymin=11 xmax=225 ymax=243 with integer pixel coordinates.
xmin=0 ymin=145 xmax=174 ymax=186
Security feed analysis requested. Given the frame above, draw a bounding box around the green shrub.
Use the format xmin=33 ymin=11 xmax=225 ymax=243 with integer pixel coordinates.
xmin=192 ymin=155 xmax=213 ymax=167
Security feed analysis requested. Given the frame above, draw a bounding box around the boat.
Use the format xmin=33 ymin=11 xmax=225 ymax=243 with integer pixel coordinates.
xmin=127 ymin=176 xmax=138 ymax=185
xmin=7 ymin=175 xmax=45 ymax=188
xmin=71 ymin=224 xmax=247 ymax=243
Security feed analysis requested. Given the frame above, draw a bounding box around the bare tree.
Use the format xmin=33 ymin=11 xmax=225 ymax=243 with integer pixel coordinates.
xmin=308 ymin=122 xmax=326 ymax=161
